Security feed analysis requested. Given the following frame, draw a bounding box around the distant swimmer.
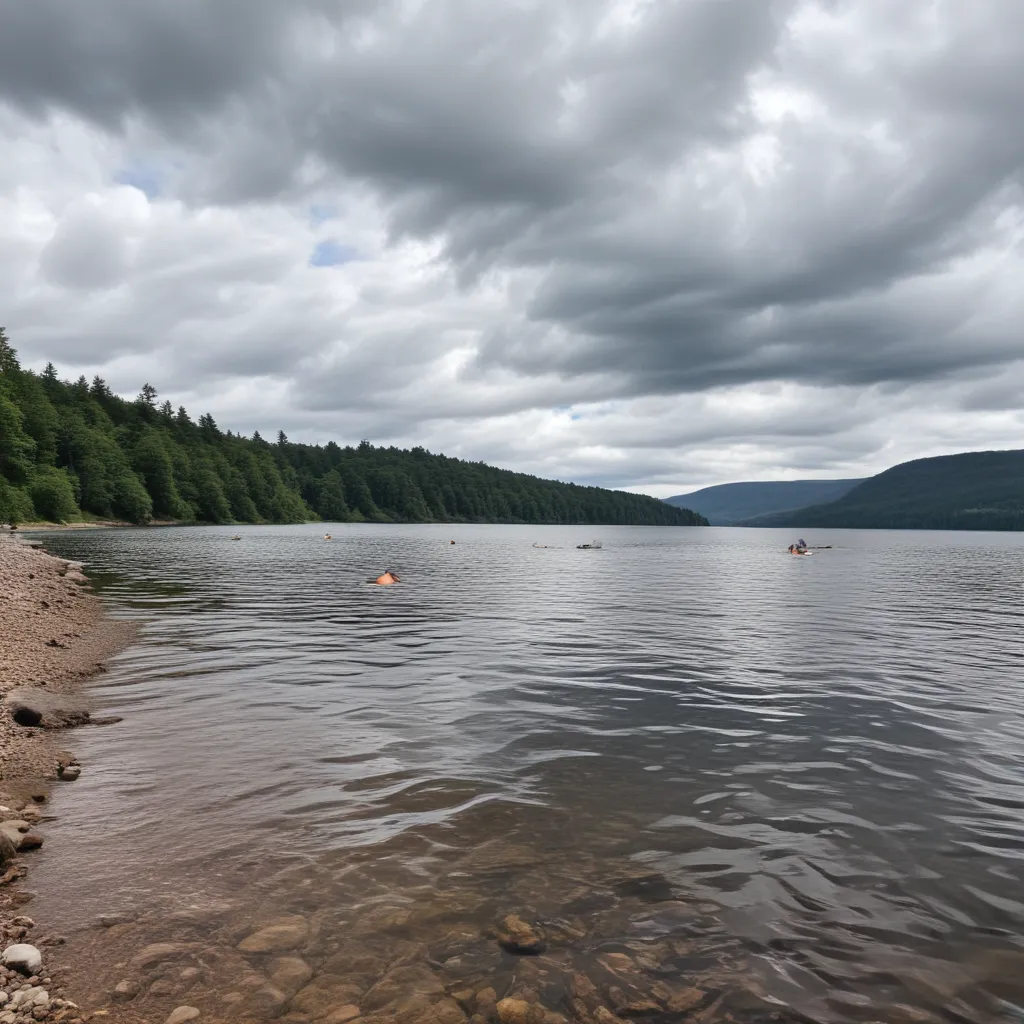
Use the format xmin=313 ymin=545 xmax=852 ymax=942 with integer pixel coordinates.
xmin=372 ymin=570 xmax=401 ymax=586
xmin=324 ymin=533 xmax=332 ymax=540
xmin=231 ymin=534 xmax=241 ymax=541
xmin=450 ymin=540 xmax=456 ymax=545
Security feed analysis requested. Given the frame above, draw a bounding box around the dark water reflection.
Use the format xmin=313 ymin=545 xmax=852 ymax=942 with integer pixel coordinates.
xmin=29 ymin=524 xmax=1024 ymax=1023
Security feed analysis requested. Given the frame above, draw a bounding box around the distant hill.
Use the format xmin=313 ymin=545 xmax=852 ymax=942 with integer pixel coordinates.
xmin=748 ymin=449 xmax=1024 ymax=531
xmin=664 ymin=479 xmax=863 ymax=526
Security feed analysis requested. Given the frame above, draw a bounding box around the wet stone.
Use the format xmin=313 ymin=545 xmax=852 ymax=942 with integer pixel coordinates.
xmin=247 ymin=984 xmax=289 ymax=1016
xmin=362 ymin=966 xmax=443 ymax=1013
xmin=495 ymin=916 xmax=545 ymax=956
xmin=650 ymin=983 xmax=705 ymax=1014
xmin=130 ymin=942 xmax=189 ymax=970
xmin=238 ymin=916 xmax=310 ymax=953
xmin=112 ymin=979 xmax=139 ymax=1002
xmin=496 ymin=998 xmax=545 ymax=1024
xmin=268 ymin=956 xmax=314 ymax=994
xmin=166 ymin=1007 xmax=201 ymax=1024
xmin=607 ymin=988 xmax=661 ymax=1017
xmin=401 ymin=998 xmax=467 ymax=1024
xmin=475 ymin=987 xmax=498 ymax=1020
xmin=292 ymin=979 xmax=364 ymax=1018
xmin=593 ymin=1009 xmax=629 ymax=1024
xmin=322 ymin=1006 xmax=361 ymax=1024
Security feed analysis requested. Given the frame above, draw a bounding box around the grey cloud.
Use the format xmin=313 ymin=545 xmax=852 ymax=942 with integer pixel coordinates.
xmin=40 ymin=205 xmax=128 ymax=290
xmin=1 ymin=0 xmax=1023 ymax=491
xmin=0 ymin=0 xmax=370 ymax=130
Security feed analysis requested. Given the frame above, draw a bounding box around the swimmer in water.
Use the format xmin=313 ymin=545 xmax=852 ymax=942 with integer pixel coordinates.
xmin=372 ymin=570 xmax=400 ymax=586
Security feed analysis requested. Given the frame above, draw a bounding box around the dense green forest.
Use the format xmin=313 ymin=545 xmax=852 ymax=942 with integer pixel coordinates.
xmin=0 ymin=330 xmax=706 ymax=528
xmin=747 ymin=450 xmax=1024 ymax=530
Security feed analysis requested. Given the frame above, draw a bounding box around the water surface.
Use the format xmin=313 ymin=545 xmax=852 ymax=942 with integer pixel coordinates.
xmin=30 ymin=524 xmax=1024 ymax=1023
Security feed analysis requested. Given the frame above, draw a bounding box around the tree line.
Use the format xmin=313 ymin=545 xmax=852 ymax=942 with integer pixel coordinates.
xmin=0 ymin=330 xmax=706 ymax=528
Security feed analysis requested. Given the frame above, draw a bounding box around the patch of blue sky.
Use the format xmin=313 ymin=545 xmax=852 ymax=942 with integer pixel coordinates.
xmin=114 ymin=160 xmax=164 ymax=199
xmin=310 ymin=240 xmax=359 ymax=267
xmin=309 ymin=204 xmax=337 ymax=227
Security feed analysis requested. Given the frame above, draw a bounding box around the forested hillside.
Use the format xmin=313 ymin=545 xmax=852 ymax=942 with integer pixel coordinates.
xmin=750 ymin=450 xmax=1024 ymax=530
xmin=0 ymin=331 xmax=705 ymax=528
xmin=664 ymin=478 xmax=863 ymax=525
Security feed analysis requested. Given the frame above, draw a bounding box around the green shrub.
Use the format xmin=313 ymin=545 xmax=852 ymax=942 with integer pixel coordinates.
xmin=29 ymin=468 xmax=79 ymax=522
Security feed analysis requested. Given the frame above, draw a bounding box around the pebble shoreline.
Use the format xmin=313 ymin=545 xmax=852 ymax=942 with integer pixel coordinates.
xmin=0 ymin=532 xmax=139 ymax=1023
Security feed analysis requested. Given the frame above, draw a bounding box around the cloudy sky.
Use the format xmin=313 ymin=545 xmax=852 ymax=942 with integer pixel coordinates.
xmin=1 ymin=0 xmax=1022 ymax=496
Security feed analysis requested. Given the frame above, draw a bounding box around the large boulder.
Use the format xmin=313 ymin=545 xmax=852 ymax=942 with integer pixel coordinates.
xmin=10 ymin=704 xmax=42 ymax=728
xmin=0 ymin=830 xmax=18 ymax=867
xmin=1 ymin=944 xmax=43 ymax=976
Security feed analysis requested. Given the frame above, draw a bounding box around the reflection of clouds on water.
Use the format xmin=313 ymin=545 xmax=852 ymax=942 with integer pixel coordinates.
xmin=28 ymin=524 xmax=1024 ymax=1023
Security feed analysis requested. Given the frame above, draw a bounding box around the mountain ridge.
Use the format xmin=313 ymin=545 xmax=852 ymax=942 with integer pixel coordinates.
xmin=742 ymin=449 xmax=1024 ymax=531
xmin=664 ymin=478 xmax=863 ymax=525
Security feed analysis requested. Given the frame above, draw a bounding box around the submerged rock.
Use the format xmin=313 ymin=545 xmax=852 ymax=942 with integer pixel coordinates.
xmin=593 ymin=1009 xmax=629 ymax=1024
xmin=238 ymin=916 xmax=309 ymax=953
xmin=166 ymin=1007 xmax=200 ymax=1024
xmin=113 ymin=980 xmax=139 ymax=1001
xmin=130 ymin=942 xmax=189 ymax=970
xmin=496 ymin=998 xmax=545 ymax=1024
xmin=407 ymin=998 xmax=467 ymax=1024
xmin=322 ymin=1006 xmax=361 ymax=1024
xmin=649 ymin=983 xmax=705 ymax=1013
xmin=607 ymin=987 xmax=661 ymax=1017
xmin=268 ymin=956 xmax=313 ymax=993
xmin=475 ymin=988 xmax=498 ymax=1020
xmin=291 ymin=978 xmax=364 ymax=1017
xmin=495 ymin=915 xmax=545 ymax=955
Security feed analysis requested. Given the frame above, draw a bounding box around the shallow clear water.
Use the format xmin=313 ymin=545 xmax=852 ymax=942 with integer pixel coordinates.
xmin=28 ymin=524 xmax=1024 ymax=1023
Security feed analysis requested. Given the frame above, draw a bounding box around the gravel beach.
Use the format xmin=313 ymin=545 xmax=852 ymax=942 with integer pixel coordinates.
xmin=0 ymin=531 xmax=139 ymax=1023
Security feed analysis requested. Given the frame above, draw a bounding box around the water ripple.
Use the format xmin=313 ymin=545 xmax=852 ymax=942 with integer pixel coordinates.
xmin=27 ymin=523 xmax=1024 ymax=1023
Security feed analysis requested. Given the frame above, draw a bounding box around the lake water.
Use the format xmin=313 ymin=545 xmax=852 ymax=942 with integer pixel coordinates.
xmin=29 ymin=524 xmax=1024 ymax=1024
